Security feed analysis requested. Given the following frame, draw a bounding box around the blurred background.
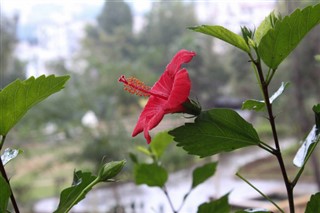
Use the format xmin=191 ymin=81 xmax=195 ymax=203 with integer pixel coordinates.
xmin=1 ymin=0 xmax=320 ymax=212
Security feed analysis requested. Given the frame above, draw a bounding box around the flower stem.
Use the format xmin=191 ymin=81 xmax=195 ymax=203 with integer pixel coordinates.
xmin=0 ymin=135 xmax=20 ymax=213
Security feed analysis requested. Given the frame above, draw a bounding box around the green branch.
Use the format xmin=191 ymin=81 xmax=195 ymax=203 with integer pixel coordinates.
xmin=0 ymin=135 xmax=20 ymax=213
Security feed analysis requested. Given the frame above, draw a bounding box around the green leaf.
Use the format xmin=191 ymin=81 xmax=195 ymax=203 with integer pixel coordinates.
xmin=197 ymin=193 xmax=230 ymax=213
xmin=242 ymin=82 xmax=290 ymax=111
xmin=133 ymin=163 xmax=168 ymax=187
xmin=136 ymin=146 xmax=152 ymax=156
xmin=1 ymin=148 xmax=23 ymax=166
xmin=129 ymin=152 xmax=138 ymax=164
xmin=293 ymin=125 xmax=319 ymax=167
xmin=254 ymin=11 xmax=276 ymax=45
xmin=313 ymin=104 xmax=320 ymax=135
xmin=305 ymin=192 xmax=320 ymax=213
xmin=0 ymin=75 xmax=70 ymax=136
xmin=258 ymin=4 xmax=320 ymax=69
xmin=150 ymin=131 xmax=173 ymax=159
xmin=189 ymin=25 xmax=250 ymax=53
xmin=54 ymin=170 xmax=98 ymax=213
xmin=192 ymin=162 xmax=218 ymax=189
xmin=169 ymin=109 xmax=261 ymax=157
xmin=242 ymin=99 xmax=265 ymax=111
xmin=0 ymin=176 xmax=11 ymax=213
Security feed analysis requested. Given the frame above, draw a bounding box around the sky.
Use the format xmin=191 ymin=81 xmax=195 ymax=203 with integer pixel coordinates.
xmin=1 ymin=0 xmax=276 ymax=76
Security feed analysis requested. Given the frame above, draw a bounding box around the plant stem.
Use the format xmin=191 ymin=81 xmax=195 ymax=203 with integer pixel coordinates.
xmin=236 ymin=172 xmax=284 ymax=213
xmin=0 ymin=135 xmax=20 ymax=213
xmin=253 ymin=60 xmax=295 ymax=213
xmin=259 ymin=141 xmax=276 ymax=154
xmin=162 ymin=185 xmax=177 ymax=213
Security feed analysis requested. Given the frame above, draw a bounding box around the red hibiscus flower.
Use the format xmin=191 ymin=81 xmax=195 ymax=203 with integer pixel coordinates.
xmin=119 ymin=49 xmax=200 ymax=144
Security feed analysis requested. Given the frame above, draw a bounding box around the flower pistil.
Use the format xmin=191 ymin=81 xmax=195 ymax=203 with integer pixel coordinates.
xmin=118 ymin=75 xmax=167 ymax=100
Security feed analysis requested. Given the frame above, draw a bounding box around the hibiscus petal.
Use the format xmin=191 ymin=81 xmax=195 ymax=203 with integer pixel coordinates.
xmin=132 ymin=96 xmax=166 ymax=137
xmin=144 ymin=109 xmax=165 ymax=144
xmin=165 ymin=69 xmax=191 ymax=112
xmin=150 ymin=72 xmax=173 ymax=98
xmin=165 ymin=49 xmax=196 ymax=76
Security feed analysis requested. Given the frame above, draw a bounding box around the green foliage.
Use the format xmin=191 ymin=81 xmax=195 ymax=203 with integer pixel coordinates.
xmin=313 ymin=104 xmax=320 ymax=133
xmin=54 ymin=170 xmax=97 ymax=213
xmin=55 ymin=160 xmax=125 ymax=213
xmin=0 ymin=75 xmax=70 ymax=135
xmin=0 ymin=176 xmax=11 ymax=213
xmin=258 ymin=4 xmax=320 ymax=69
xmin=170 ymin=109 xmax=261 ymax=157
xmin=189 ymin=25 xmax=250 ymax=53
xmin=97 ymin=0 xmax=132 ymax=34
xmin=150 ymin=131 xmax=173 ymax=160
xmin=305 ymin=192 xmax=320 ymax=213
xmin=197 ymin=193 xmax=230 ymax=213
xmin=142 ymin=1 xmax=197 ymax=48
xmin=242 ymin=100 xmax=265 ymax=111
xmin=0 ymin=10 xmax=25 ymax=88
xmin=254 ymin=12 xmax=277 ymax=45
xmin=191 ymin=162 xmax=217 ymax=189
xmin=133 ymin=163 xmax=168 ymax=187
xmin=1 ymin=148 xmax=23 ymax=166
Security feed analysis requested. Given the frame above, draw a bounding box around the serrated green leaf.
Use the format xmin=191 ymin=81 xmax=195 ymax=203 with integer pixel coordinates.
xmin=1 ymin=148 xmax=23 ymax=166
xmin=242 ymin=82 xmax=290 ymax=111
xmin=192 ymin=162 xmax=218 ymax=189
xmin=197 ymin=193 xmax=230 ymax=213
xmin=54 ymin=170 xmax=98 ymax=213
xmin=134 ymin=163 xmax=168 ymax=187
xmin=254 ymin=12 xmax=276 ymax=45
xmin=0 ymin=176 xmax=11 ymax=213
xmin=293 ymin=125 xmax=319 ymax=167
xmin=150 ymin=131 xmax=173 ymax=159
xmin=169 ymin=109 xmax=261 ymax=157
xmin=189 ymin=25 xmax=250 ymax=53
xmin=305 ymin=192 xmax=320 ymax=213
xmin=258 ymin=4 xmax=320 ymax=69
xmin=0 ymin=75 xmax=70 ymax=135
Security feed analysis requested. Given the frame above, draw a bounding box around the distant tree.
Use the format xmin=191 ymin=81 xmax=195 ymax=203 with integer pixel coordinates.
xmin=139 ymin=1 xmax=198 ymax=74
xmin=0 ymin=11 xmax=24 ymax=88
xmin=97 ymin=0 xmax=133 ymax=35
